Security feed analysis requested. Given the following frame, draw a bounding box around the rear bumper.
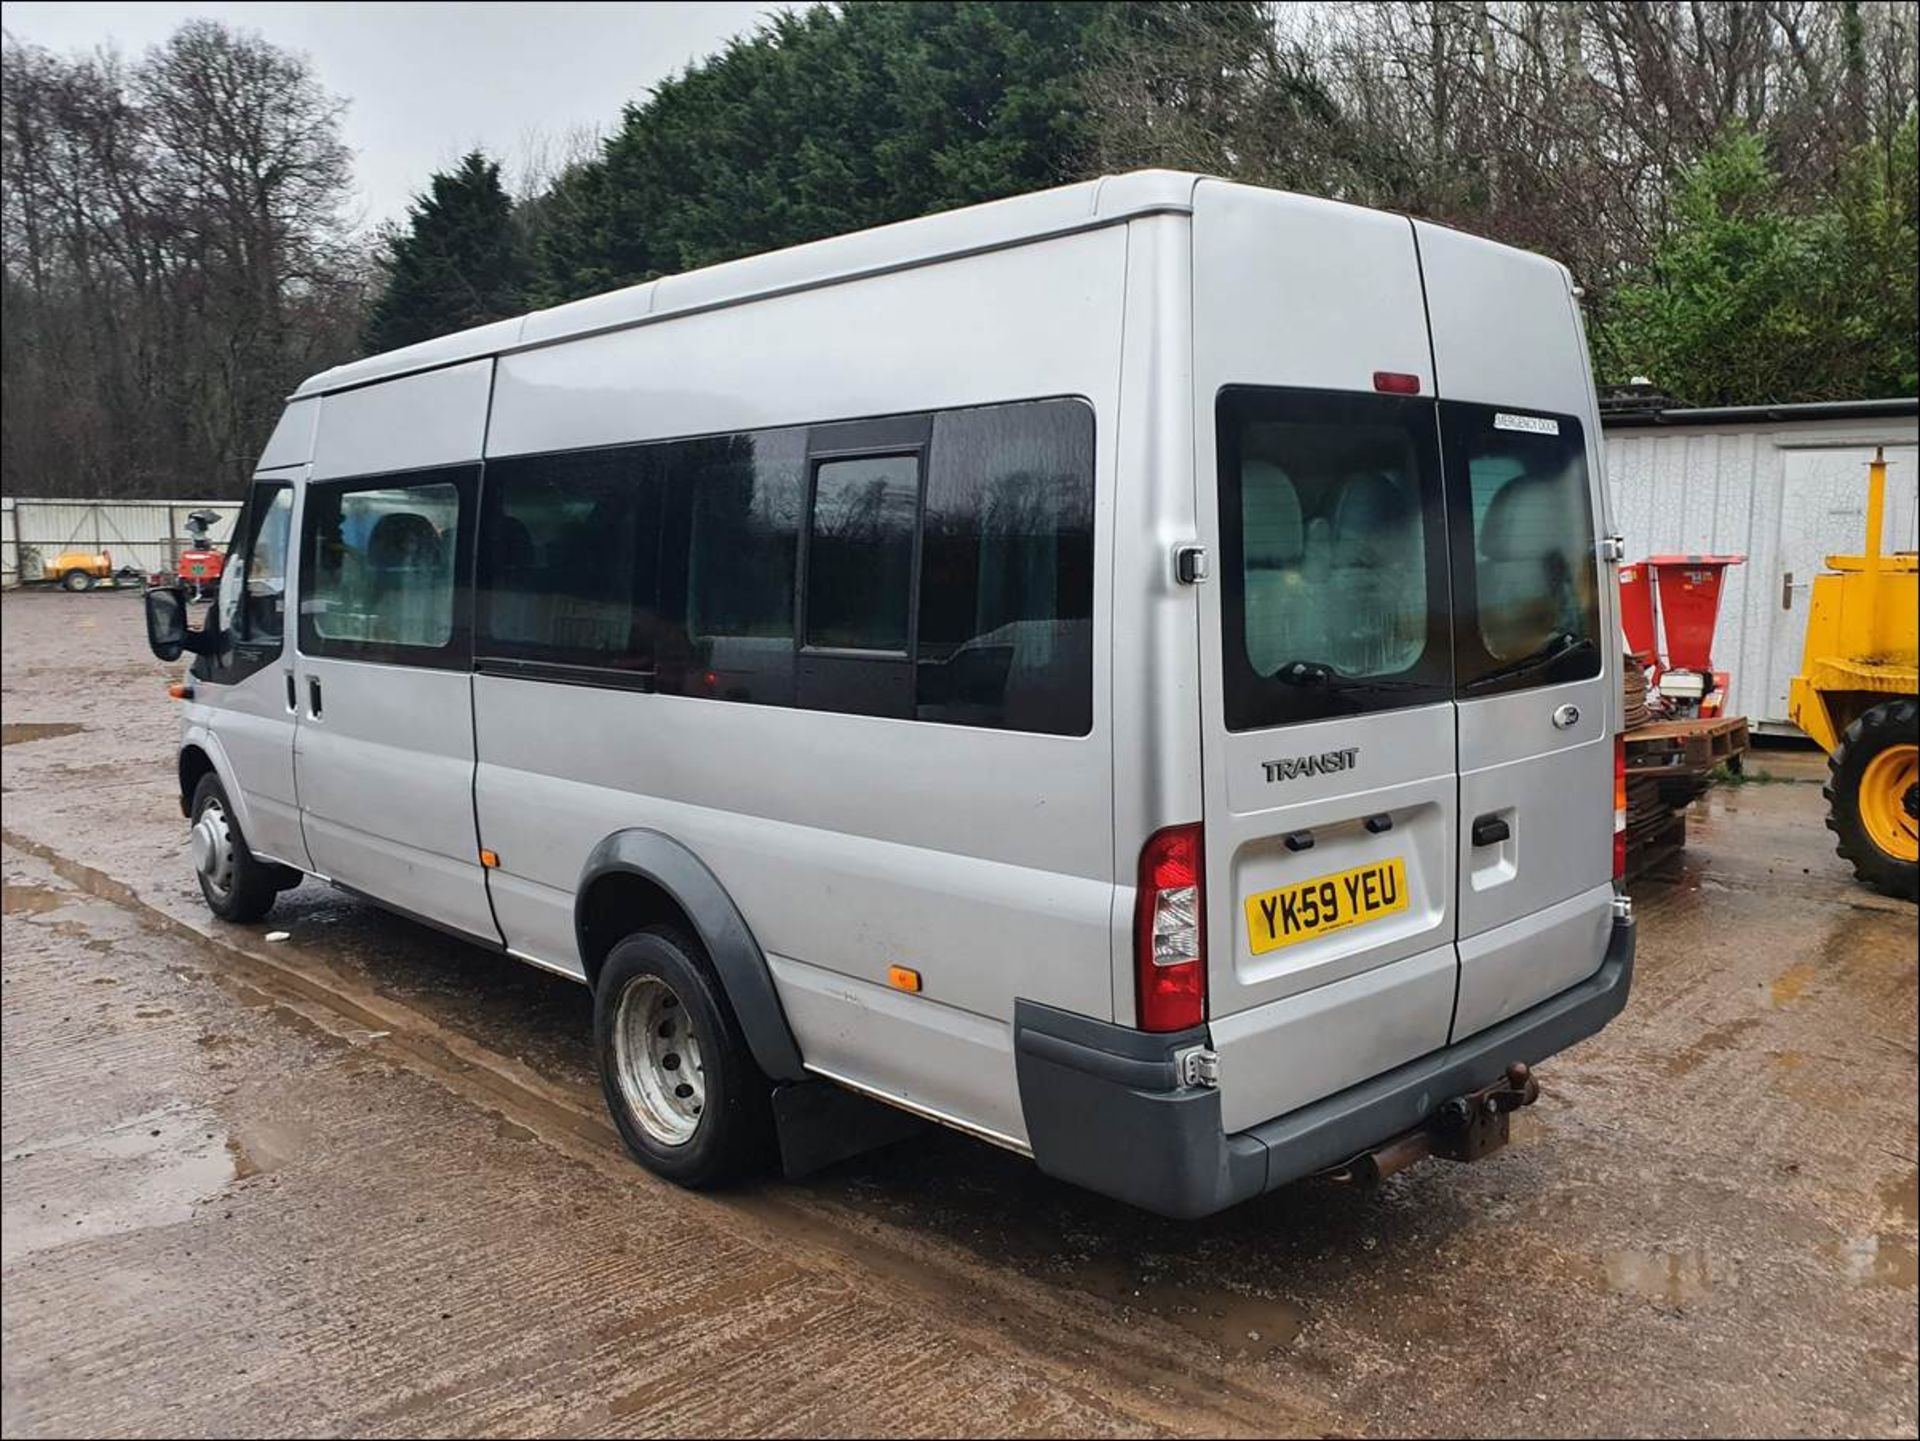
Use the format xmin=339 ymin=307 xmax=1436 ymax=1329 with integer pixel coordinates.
xmin=1013 ymin=910 xmax=1635 ymax=1218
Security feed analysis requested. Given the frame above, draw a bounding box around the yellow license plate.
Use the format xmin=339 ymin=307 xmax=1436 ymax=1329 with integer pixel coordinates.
xmin=1244 ymin=857 xmax=1409 ymax=954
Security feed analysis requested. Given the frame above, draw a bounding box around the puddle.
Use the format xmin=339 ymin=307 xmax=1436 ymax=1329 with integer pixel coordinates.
xmin=1829 ymin=1235 xmax=1919 ymax=1290
xmin=0 ymin=1104 xmax=233 ymax=1263
xmin=0 ymin=721 xmax=85 ymax=746
xmin=1663 ymin=1016 xmax=1762 ymax=1078
xmin=1767 ymin=962 xmax=1817 ymax=1007
xmin=1 ymin=881 xmax=69 ymax=915
xmin=1600 ymin=1247 xmax=1717 ymax=1303
xmin=1068 ymin=1257 xmax=1305 ymax=1356
xmin=225 ymin=1119 xmax=302 ymax=1181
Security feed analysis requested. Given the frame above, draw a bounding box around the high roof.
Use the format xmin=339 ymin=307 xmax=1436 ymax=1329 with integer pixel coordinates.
xmin=292 ymin=170 xmax=1206 ymax=400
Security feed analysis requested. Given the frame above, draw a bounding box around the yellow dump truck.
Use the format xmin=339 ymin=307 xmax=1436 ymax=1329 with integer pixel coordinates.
xmin=1789 ymin=447 xmax=1918 ymax=900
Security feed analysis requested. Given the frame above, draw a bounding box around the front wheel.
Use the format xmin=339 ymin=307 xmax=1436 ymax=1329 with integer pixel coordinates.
xmin=61 ymin=568 xmax=94 ymax=592
xmin=594 ymin=927 xmax=773 ymax=1188
xmin=1826 ymin=697 xmax=1918 ymax=902
xmin=189 ymin=773 xmax=283 ymax=922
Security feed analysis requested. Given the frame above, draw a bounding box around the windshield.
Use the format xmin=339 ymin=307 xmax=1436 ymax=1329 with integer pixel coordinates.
xmin=1216 ymin=387 xmax=1452 ymax=730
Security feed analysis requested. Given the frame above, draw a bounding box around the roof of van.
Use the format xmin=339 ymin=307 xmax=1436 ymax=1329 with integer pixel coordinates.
xmin=291 ymin=170 xmax=1208 ymax=400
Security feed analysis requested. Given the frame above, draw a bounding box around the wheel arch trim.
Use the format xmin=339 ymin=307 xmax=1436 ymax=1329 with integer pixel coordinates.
xmin=575 ymin=829 xmax=807 ymax=1082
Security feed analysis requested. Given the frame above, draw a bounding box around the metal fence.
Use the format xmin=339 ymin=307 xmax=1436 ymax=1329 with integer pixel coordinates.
xmin=1 ymin=496 xmax=243 ymax=588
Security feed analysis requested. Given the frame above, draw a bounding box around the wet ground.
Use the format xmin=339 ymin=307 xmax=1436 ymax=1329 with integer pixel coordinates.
xmin=2 ymin=587 xmax=1915 ymax=1438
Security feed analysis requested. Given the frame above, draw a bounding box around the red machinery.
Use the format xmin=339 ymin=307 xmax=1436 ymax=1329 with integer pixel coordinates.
xmin=1619 ymin=554 xmax=1746 ymax=718
xmin=176 ymin=509 xmax=226 ymax=599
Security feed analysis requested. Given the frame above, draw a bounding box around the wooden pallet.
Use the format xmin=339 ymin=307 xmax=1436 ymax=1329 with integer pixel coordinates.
xmin=1622 ymin=715 xmax=1751 ymax=776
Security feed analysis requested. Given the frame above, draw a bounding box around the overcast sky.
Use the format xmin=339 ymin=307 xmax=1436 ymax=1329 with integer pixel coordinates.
xmin=3 ymin=1 xmax=787 ymax=230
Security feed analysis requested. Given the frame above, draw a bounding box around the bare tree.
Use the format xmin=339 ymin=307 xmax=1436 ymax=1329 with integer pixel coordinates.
xmin=1 ymin=21 xmax=364 ymax=499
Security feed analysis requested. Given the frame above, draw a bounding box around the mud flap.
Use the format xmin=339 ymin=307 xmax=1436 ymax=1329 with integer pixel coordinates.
xmin=771 ymin=1080 xmax=929 ymax=1180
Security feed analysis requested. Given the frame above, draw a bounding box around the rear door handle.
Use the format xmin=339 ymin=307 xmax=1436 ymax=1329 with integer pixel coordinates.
xmin=308 ymin=675 xmax=323 ymax=718
xmin=284 ymin=670 xmax=297 ymax=712
xmin=1472 ymin=814 xmax=1511 ymax=847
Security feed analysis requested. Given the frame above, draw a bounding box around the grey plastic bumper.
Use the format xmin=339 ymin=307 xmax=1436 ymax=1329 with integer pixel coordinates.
xmin=1013 ymin=911 xmax=1635 ymax=1219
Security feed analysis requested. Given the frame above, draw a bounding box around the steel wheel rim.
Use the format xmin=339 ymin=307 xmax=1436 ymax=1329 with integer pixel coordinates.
xmin=1860 ymin=744 xmax=1919 ymax=862
xmin=612 ymin=974 xmax=706 ymax=1146
xmin=192 ymin=797 xmax=237 ymax=898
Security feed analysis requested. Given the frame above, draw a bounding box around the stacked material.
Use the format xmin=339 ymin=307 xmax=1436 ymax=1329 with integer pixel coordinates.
xmin=1620 ymin=655 xmax=1750 ymax=881
xmin=1623 ymin=654 xmax=1652 ymax=731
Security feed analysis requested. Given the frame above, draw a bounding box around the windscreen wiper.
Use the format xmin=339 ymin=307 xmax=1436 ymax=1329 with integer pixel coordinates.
xmin=1461 ymin=632 xmax=1595 ymax=692
xmin=1275 ymin=660 xmax=1429 ymax=694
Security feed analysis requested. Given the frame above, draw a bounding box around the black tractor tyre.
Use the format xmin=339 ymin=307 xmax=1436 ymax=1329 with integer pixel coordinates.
xmin=1824 ymin=697 xmax=1919 ymax=902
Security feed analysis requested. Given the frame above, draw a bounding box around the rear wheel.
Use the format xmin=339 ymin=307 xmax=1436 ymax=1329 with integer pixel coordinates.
xmin=1826 ymin=698 xmax=1918 ymax=902
xmin=61 ymin=568 xmax=93 ymax=592
xmin=594 ymin=926 xmax=773 ymax=1187
xmin=189 ymin=773 xmax=283 ymax=922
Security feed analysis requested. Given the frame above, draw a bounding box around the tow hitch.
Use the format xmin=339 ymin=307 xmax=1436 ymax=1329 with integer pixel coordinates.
xmin=1327 ymin=1062 xmax=1541 ymax=1185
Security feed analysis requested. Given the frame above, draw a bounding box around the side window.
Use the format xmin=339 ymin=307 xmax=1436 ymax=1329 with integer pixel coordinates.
xmin=656 ymin=428 xmax=806 ymax=705
xmin=916 ymin=399 xmax=1094 ymax=735
xmin=299 ymin=467 xmax=473 ymax=667
xmin=217 ymin=482 xmax=293 ymax=646
xmin=478 ymin=446 xmax=663 ymax=678
xmin=1444 ymin=404 xmax=1602 ymax=694
xmin=1216 ymin=387 xmax=1452 ymax=730
xmin=804 ymin=454 xmax=919 ymax=652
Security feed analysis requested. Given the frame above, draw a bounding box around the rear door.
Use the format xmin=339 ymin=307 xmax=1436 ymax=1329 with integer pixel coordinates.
xmin=1415 ymin=221 xmax=1617 ymax=1042
xmin=1191 ymin=183 xmax=1461 ymax=1132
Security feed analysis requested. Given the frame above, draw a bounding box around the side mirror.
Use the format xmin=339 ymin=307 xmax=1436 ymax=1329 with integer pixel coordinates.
xmin=144 ymin=585 xmax=188 ymax=661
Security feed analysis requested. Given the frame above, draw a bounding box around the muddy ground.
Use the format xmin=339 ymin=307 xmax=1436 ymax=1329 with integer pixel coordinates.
xmin=1 ymin=587 xmax=1915 ymax=1439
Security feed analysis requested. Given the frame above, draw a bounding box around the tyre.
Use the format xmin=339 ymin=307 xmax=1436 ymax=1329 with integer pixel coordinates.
xmin=188 ymin=772 xmax=283 ymax=922
xmin=1825 ymin=697 xmax=1919 ymax=902
xmin=61 ymin=568 xmax=94 ymax=592
xmin=594 ymin=926 xmax=774 ymax=1187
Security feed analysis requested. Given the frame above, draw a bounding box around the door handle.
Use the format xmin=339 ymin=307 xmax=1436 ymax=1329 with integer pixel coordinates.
xmin=1472 ymin=814 xmax=1511 ymax=847
xmin=1781 ymin=570 xmax=1794 ymax=609
xmin=308 ymin=675 xmax=323 ymax=718
xmin=284 ymin=671 xmax=297 ymax=712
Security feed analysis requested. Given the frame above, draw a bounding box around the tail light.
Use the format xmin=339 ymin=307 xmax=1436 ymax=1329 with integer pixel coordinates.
xmin=1135 ymin=823 xmax=1206 ymax=1032
xmin=1613 ymin=733 xmax=1628 ymax=880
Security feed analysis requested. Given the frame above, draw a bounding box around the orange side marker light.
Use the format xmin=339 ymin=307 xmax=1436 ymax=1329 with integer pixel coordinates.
xmin=167 ymin=682 xmax=194 ymax=701
xmin=887 ymin=965 xmax=921 ymax=994
xmin=479 ymin=849 xmax=500 ymax=869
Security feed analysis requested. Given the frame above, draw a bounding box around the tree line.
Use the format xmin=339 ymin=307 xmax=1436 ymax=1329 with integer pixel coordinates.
xmin=4 ymin=2 xmax=1915 ymax=500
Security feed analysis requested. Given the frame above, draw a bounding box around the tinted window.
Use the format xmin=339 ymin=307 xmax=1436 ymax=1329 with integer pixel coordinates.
xmin=804 ymin=454 xmax=918 ymax=652
xmin=479 ymin=446 xmax=662 ymax=674
xmin=916 ymin=399 xmax=1094 ymax=734
xmin=300 ymin=468 xmax=473 ymax=667
xmin=1444 ymin=404 xmax=1601 ymax=694
xmin=1216 ymin=387 xmax=1451 ymax=730
xmin=657 ymin=428 xmax=806 ymax=705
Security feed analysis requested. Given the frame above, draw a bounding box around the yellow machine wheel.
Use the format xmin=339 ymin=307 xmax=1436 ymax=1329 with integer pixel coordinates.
xmin=1860 ymin=746 xmax=1919 ymax=860
xmin=1826 ymin=698 xmax=1919 ymax=901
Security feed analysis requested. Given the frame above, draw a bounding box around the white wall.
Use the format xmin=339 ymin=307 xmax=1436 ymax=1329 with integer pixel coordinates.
xmin=1603 ymin=415 xmax=1920 ymax=729
xmin=1 ymin=497 xmax=244 ymax=587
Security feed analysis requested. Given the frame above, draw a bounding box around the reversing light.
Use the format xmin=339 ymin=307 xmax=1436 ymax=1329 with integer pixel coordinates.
xmin=1372 ymin=371 xmax=1422 ymax=395
xmin=1135 ymin=823 xmax=1206 ymax=1032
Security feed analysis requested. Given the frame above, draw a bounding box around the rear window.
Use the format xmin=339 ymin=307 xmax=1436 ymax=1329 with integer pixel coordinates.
xmin=1443 ymin=403 xmax=1602 ymax=696
xmin=1216 ymin=387 xmax=1452 ymax=730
